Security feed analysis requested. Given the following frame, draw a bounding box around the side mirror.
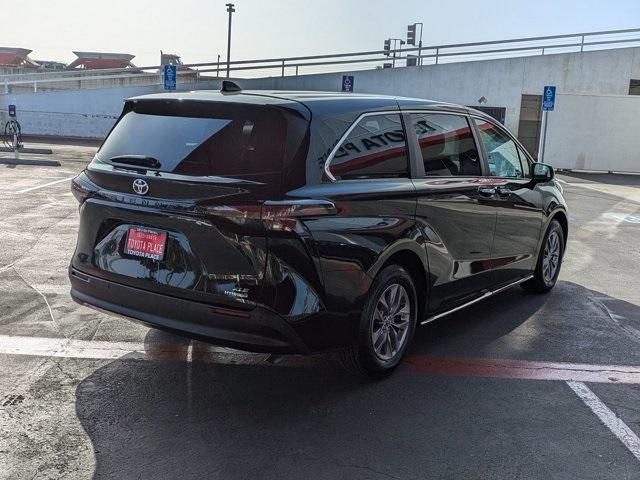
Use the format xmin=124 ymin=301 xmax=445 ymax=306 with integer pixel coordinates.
xmin=531 ymin=162 xmax=554 ymax=182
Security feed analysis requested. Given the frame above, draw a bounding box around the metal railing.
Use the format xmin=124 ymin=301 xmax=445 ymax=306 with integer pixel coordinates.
xmin=198 ymin=27 xmax=640 ymax=76
xmin=2 ymin=27 xmax=640 ymax=92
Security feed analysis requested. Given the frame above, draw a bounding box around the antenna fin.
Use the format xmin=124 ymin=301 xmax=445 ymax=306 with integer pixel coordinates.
xmin=221 ymin=80 xmax=242 ymax=93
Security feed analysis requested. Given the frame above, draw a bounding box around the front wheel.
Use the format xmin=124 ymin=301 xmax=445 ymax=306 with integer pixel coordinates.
xmin=339 ymin=264 xmax=417 ymax=378
xmin=521 ymin=219 xmax=564 ymax=293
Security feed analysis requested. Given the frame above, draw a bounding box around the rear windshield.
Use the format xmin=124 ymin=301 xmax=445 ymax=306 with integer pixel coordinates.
xmin=95 ymin=104 xmax=288 ymax=177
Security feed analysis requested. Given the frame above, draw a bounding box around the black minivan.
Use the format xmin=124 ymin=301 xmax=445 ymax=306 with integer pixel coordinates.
xmin=69 ymin=83 xmax=568 ymax=377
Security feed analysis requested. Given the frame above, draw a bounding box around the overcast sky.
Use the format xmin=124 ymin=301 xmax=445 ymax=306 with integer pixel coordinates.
xmin=5 ymin=0 xmax=640 ymax=66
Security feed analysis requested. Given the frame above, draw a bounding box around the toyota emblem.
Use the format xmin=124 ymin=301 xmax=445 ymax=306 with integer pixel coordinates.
xmin=132 ymin=179 xmax=149 ymax=195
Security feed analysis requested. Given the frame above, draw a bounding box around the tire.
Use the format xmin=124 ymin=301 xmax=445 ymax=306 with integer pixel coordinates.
xmin=521 ymin=219 xmax=564 ymax=293
xmin=339 ymin=264 xmax=418 ymax=378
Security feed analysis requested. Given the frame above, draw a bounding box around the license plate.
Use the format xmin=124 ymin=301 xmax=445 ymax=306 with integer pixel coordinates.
xmin=125 ymin=227 xmax=167 ymax=261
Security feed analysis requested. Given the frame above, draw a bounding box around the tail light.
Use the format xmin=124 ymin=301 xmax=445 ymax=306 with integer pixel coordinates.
xmin=71 ymin=172 xmax=98 ymax=205
xmin=262 ymin=199 xmax=337 ymax=233
xmin=203 ymin=200 xmax=337 ymax=233
xmin=205 ymin=204 xmax=262 ymax=220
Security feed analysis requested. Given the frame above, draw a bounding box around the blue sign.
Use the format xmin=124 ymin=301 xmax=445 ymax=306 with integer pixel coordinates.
xmin=164 ymin=64 xmax=177 ymax=91
xmin=542 ymin=85 xmax=556 ymax=111
xmin=342 ymin=75 xmax=355 ymax=93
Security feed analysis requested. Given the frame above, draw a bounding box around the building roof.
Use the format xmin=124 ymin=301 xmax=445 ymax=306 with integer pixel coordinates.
xmin=0 ymin=47 xmax=39 ymax=68
xmin=68 ymin=51 xmax=136 ymax=70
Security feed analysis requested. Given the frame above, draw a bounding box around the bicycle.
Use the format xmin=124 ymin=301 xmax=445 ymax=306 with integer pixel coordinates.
xmin=3 ymin=119 xmax=22 ymax=150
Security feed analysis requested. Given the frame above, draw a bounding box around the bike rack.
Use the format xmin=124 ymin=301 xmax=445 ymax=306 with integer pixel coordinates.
xmin=0 ymin=106 xmax=54 ymax=158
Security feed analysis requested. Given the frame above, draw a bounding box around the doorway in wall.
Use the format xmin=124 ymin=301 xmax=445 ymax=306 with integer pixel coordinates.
xmin=517 ymin=94 xmax=542 ymax=159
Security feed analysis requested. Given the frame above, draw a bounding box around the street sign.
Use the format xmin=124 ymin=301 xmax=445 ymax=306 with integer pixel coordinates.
xmin=542 ymin=85 xmax=556 ymax=111
xmin=539 ymin=85 xmax=556 ymax=163
xmin=342 ymin=75 xmax=355 ymax=93
xmin=164 ymin=64 xmax=177 ymax=91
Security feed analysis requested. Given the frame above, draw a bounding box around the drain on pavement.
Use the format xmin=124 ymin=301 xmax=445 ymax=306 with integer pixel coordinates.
xmin=2 ymin=394 xmax=25 ymax=407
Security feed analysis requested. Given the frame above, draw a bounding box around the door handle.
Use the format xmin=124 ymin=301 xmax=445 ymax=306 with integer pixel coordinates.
xmin=478 ymin=186 xmax=496 ymax=197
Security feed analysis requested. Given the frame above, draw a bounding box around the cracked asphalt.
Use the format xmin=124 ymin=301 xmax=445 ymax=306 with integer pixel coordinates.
xmin=1 ymin=145 xmax=640 ymax=479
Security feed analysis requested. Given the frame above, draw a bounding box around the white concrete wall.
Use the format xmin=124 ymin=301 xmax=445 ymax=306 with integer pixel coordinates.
xmin=239 ymin=47 xmax=640 ymax=134
xmin=544 ymin=93 xmax=640 ymax=172
xmin=0 ymin=80 xmax=221 ymax=139
xmin=1 ymin=46 xmax=639 ymax=146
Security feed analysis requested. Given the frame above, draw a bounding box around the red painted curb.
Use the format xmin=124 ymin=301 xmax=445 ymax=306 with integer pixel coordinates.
xmin=402 ymin=356 xmax=640 ymax=384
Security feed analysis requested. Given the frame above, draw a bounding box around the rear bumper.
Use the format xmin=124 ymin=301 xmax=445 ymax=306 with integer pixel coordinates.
xmin=69 ymin=267 xmax=311 ymax=354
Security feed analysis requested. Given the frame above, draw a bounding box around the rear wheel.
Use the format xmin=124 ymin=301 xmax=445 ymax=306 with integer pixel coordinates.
xmin=521 ymin=219 xmax=564 ymax=293
xmin=339 ymin=264 xmax=417 ymax=378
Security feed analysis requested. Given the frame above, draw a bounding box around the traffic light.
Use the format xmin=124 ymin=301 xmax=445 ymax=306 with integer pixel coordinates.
xmin=383 ymin=39 xmax=391 ymax=56
xmin=407 ymin=24 xmax=417 ymax=46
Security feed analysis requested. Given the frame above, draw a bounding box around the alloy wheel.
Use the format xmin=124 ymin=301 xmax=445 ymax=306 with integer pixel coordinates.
xmin=371 ymin=283 xmax=411 ymax=361
xmin=542 ymin=230 xmax=561 ymax=283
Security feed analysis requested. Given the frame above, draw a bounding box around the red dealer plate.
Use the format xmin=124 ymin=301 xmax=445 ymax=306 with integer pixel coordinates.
xmin=125 ymin=227 xmax=167 ymax=261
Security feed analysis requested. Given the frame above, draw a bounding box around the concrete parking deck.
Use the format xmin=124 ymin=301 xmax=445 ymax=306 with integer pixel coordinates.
xmin=1 ymin=147 xmax=640 ymax=479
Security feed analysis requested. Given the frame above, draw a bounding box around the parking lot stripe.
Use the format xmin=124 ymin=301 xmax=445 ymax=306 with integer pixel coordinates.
xmin=0 ymin=335 xmax=147 ymax=360
xmin=567 ymin=381 xmax=640 ymax=462
xmin=402 ymin=356 xmax=640 ymax=384
xmin=0 ymin=335 xmax=245 ymax=363
xmin=15 ymin=176 xmax=75 ymax=194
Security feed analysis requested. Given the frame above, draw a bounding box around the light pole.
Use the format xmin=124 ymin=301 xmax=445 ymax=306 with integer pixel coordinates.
xmin=416 ymin=23 xmax=423 ymax=66
xmin=225 ymin=3 xmax=235 ymax=78
xmin=390 ymin=38 xmax=405 ymax=68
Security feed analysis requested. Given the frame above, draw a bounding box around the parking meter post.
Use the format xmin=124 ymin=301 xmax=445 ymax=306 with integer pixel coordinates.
xmin=539 ymin=85 xmax=556 ymax=163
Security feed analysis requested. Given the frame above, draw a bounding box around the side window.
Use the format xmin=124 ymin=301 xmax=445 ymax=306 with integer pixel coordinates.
xmin=517 ymin=145 xmax=532 ymax=177
xmin=328 ymin=113 xmax=408 ymax=180
xmin=410 ymin=113 xmax=480 ymax=176
xmin=474 ymin=119 xmax=524 ymax=178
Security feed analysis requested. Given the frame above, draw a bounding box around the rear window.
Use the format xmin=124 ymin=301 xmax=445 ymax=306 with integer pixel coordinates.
xmin=95 ymin=105 xmax=288 ymax=177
